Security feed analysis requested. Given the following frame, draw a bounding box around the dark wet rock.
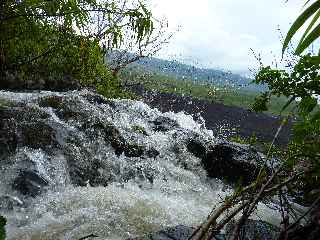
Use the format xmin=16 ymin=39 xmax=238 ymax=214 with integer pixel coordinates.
xmin=225 ymin=219 xmax=279 ymax=240
xmin=38 ymin=95 xmax=64 ymax=109
xmin=64 ymin=122 xmax=157 ymax=186
xmin=128 ymin=225 xmax=225 ymax=240
xmin=123 ymin=144 xmax=145 ymax=158
xmin=145 ymin=147 xmax=160 ymax=158
xmin=120 ymin=166 xmax=153 ymax=184
xmin=204 ymin=142 xmax=265 ymax=184
xmin=12 ymin=170 xmax=49 ymax=197
xmin=0 ymin=106 xmax=54 ymax=157
xmin=1 ymin=72 xmax=82 ymax=91
xmin=42 ymin=93 xmax=112 ymax=122
xmin=101 ymin=123 xmax=154 ymax=158
xmin=186 ymin=138 xmax=209 ymax=159
xmin=56 ymin=102 xmax=84 ymax=120
xmin=187 ymin=140 xmax=265 ymax=185
xmin=86 ymin=122 xmax=132 ymax=156
xmin=152 ymin=116 xmax=179 ymax=132
xmin=48 ymin=96 xmax=97 ymax=122
xmin=0 ymin=195 xmax=23 ymax=211
xmin=131 ymin=125 xmax=149 ymax=136
xmin=103 ymin=124 xmax=127 ymax=156
xmin=19 ymin=122 xmax=57 ymax=149
xmin=68 ymin=158 xmax=111 ymax=187
xmin=83 ymin=92 xmax=111 ymax=105
xmin=0 ymin=106 xmax=49 ymax=122
xmin=116 ymin=142 xmax=159 ymax=158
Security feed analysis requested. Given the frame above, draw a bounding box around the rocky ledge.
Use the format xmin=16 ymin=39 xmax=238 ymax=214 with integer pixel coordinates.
xmin=0 ymin=90 xmax=280 ymax=239
xmin=0 ymin=90 xmax=269 ymax=200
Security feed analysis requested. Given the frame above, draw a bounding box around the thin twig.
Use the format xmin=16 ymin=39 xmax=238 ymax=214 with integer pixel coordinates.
xmin=229 ymin=167 xmax=282 ymax=240
xmin=78 ymin=233 xmax=99 ymax=240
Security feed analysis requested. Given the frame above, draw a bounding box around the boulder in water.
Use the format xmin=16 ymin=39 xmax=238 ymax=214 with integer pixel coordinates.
xmin=187 ymin=140 xmax=266 ymax=185
xmin=152 ymin=116 xmax=179 ymax=132
xmin=12 ymin=170 xmax=49 ymax=197
xmin=204 ymin=142 xmax=265 ymax=184
xmin=0 ymin=106 xmax=57 ymax=154
xmin=186 ymin=137 xmax=210 ymax=159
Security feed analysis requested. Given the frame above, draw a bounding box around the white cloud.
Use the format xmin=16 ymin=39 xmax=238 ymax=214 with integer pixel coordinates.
xmin=150 ymin=0 xmax=304 ymax=73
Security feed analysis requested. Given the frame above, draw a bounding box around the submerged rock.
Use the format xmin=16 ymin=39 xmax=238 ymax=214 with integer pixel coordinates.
xmin=12 ymin=170 xmax=49 ymax=197
xmin=38 ymin=95 xmax=64 ymax=109
xmin=152 ymin=116 xmax=179 ymax=132
xmin=225 ymin=219 xmax=279 ymax=240
xmin=128 ymin=225 xmax=225 ymax=240
xmin=0 ymin=195 xmax=23 ymax=211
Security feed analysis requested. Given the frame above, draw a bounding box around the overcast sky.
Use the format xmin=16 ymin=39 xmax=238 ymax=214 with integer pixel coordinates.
xmin=151 ymin=0 xmax=304 ymax=74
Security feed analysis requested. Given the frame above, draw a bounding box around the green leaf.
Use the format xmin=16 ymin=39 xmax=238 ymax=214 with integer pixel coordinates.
xmin=295 ymin=22 xmax=320 ymax=54
xmin=298 ymin=9 xmax=320 ymax=47
xmin=304 ymin=0 xmax=313 ymax=7
xmin=299 ymin=96 xmax=318 ymax=116
xmin=282 ymin=0 xmax=320 ymax=55
xmin=139 ymin=1 xmax=149 ymax=15
xmin=309 ymin=55 xmax=320 ymax=63
xmin=251 ymin=92 xmax=270 ymax=112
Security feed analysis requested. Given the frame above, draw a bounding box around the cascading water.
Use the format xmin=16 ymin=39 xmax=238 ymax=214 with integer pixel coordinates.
xmin=0 ymin=90 xmax=281 ymax=240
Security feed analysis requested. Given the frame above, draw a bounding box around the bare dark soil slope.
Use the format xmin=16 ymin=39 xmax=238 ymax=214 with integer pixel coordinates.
xmin=129 ymin=84 xmax=293 ymax=145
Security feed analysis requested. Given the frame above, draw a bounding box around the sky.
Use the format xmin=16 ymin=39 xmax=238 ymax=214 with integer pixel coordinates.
xmin=150 ymin=0 xmax=304 ymax=75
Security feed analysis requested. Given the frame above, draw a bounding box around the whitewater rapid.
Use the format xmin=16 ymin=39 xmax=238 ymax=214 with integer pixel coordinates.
xmin=0 ymin=90 xmax=281 ymax=240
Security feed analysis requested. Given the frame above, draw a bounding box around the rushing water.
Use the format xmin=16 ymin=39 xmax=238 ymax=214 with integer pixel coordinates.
xmin=0 ymin=90 xmax=281 ymax=240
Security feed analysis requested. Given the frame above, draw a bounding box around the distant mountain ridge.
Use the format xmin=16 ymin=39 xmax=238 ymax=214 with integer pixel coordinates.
xmin=127 ymin=57 xmax=266 ymax=92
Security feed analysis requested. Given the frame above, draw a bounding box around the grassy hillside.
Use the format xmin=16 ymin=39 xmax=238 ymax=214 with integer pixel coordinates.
xmin=120 ymin=68 xmax=294 ymax=116
xmin=106 ymin=52 xmax=267 ymax=92
xmin=129 ymin=57 xmax=267 ymax=92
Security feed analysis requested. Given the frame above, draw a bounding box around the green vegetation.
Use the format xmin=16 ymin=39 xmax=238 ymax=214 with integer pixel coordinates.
xmin=120 ymin=68 xmax=292 ymax=115
xmin=0 ymin=98 xmax=13 ymax=109
xmin=0 ymin=216 xmax=6 ymax=240
xmin=283 ymin=0 xmax=320 ymax=57
xmin=0 ymin=0 xmax=154 ymax=98
xmin=191 ymin=1 xmax=320 ymax=239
